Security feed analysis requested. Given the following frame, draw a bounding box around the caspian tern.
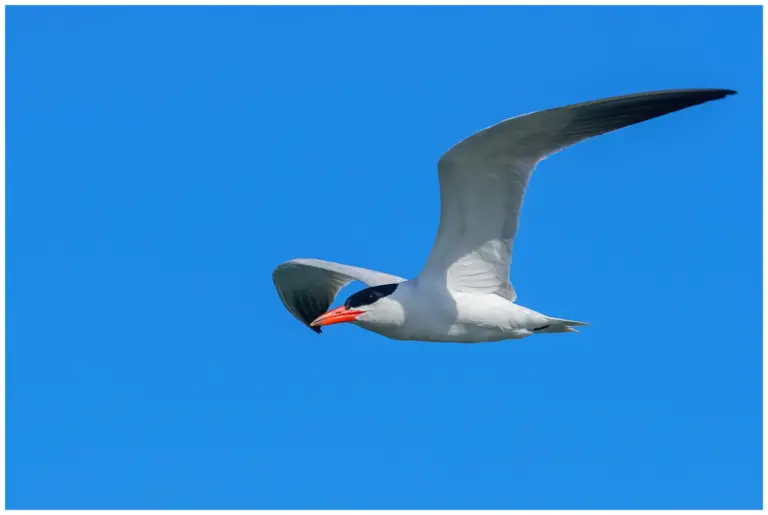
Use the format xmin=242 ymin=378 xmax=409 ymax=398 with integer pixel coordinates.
xmin=272 ymin=89 xmax=735 ymax=343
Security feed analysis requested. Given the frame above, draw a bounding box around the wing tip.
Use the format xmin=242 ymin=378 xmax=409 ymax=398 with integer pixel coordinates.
xmin=653 ymin=87 xmax=737 ymax=104
xmin=709 ymin=88 xmax=737 ymax=99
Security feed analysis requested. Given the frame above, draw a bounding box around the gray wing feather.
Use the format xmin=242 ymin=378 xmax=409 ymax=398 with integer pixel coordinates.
xmin=420 ymin=89 xmax=736 ymax=300
xmin=272 ymin=258 xmax=406 ymax=333
xmin=445 ymin=89 xmax=736 ymax=162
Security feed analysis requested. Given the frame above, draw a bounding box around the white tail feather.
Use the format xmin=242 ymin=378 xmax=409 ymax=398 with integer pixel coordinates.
xmin=534 ymin=317 xmax=589 ymax=334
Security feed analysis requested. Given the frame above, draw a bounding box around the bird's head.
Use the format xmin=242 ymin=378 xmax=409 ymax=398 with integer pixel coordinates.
xmin=310 ymin=283 xmax=404 ymax=332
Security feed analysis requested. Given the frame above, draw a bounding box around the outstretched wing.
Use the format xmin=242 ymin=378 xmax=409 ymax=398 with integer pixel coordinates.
xmin=418 ymin=89 xmax=736 ymax=301
xmin=272 ymin=258 xmax=406 ymax=333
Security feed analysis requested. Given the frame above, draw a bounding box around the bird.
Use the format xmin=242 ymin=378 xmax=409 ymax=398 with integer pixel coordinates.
xmin=272 ymin=89 xmax=736 ymax=343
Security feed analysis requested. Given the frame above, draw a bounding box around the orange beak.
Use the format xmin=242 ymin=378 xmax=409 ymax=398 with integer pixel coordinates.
xmin=310 ymin=306 xmax=364 ymax=328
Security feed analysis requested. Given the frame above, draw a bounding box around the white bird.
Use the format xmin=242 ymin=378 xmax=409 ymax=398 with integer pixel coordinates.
xmin=272 ymin=89 xmax=735 ymax=343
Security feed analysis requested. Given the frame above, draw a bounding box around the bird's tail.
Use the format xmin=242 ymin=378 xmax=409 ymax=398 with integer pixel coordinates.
xmin=537 ymin=317 xmax=589 ymax=334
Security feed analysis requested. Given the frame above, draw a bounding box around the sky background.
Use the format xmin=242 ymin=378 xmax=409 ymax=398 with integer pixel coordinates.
xmin=6 ymin=5 xmax=762 ymax=509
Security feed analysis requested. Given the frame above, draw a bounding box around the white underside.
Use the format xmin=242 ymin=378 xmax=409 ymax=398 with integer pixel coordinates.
xmin=351 ymin=280 xmax=582 ymax=343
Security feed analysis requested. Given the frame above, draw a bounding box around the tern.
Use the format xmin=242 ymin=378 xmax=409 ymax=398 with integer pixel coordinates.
xmin=272 ymin=89 xmax=735 ymax=343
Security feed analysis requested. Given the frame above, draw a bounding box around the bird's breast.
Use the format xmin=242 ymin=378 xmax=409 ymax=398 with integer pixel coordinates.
xmin=388 ymin=285 xmax=544 ymax=343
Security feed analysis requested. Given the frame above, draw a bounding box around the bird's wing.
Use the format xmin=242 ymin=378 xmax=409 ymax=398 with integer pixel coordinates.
xmin=272 ymin=258 xmax=406 ymax=333
xmin=418 ymin=88 xmax=735 ymax=301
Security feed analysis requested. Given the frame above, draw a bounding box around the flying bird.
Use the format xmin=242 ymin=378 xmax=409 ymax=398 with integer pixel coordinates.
xmin=272 ymin=89 xmax=735 ymax=343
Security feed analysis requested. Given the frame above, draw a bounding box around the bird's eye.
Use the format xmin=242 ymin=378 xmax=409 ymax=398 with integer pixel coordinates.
xmin=344 ymin=283 xmax=399 ymax=309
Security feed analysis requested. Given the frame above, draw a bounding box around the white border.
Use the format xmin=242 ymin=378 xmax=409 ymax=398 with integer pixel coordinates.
xmin=0 ymin=1 xmax=763 ymax=514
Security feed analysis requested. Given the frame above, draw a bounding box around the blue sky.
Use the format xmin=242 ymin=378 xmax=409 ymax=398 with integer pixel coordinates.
xmin=6 ymin=5 xmax=762 ymax=509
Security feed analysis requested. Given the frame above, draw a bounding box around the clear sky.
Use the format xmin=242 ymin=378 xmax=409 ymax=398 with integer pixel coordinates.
xmin=6 ymin=5 xmax=762 ymax=510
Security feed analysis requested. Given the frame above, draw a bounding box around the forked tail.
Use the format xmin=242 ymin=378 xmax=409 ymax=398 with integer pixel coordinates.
xmin=534 ymin=317 xmax=589 ymax=334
